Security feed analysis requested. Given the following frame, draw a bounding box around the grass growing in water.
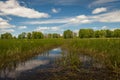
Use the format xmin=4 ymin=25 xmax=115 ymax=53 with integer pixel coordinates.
xmin=61 ymin=38 xmax=120 ymax=72
xmin=0 ymin=38 xmax=120 ymax=77
xmin=0 ymin=39 xmax=63 ymax=72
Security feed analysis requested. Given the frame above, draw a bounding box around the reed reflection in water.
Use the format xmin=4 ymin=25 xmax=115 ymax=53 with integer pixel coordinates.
xmin=0 ymin=47 xmax=62 ymax=79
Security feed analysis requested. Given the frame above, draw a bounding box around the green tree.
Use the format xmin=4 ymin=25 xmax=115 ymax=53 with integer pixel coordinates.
xmin=88 ymin=29 xmax=94 ymax=38
xmin=27 ymin=32 xmax=32 ymax=39
xmin=13 ymin=36 xmax=17 ymax=39
xmin=113 ymin=29 xmax=120 ymax=38
xmin=79 ymin=29 xmax=94 ymax=38
xmin=94 ymin=30 xmax=100 ymax=38
xmin=105 ymin=29 xmax=113 ymax=38
xmin=99 ymin=30 xmax=106 ymax=38
xmin=1 ymin=32 xmax=13 ymax=39
xmin=94 ymin=30 xmax=113 ymax=38
xmin=53 ymin=33 xmax=60 ymax=38
xmin=18 ymin=32 xmax=26 ymax=39
xmin=32 ymin=31 xmax=44 ymax=39
xmin=79 ymin=29 xmax=84 ymax=38
xmin=63 ymin=30 xmax=73 ymax=39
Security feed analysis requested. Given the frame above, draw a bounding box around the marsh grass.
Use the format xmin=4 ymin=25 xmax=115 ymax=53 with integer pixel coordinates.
xmin=60 ymin=38 xmax=120 ymax=72
xmin=0 ymin=38 xmax=120 ymax=77
xmin=0 ymin=39 xmax=63 ymax=74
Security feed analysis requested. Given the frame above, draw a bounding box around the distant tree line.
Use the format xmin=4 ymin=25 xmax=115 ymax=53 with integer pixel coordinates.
xmin=0 ymin=31 xmax=61 ymax=39
xmin=64 ymin=29 xmax=120 ymax=38
xmin=0 ymin=29 xmax=120 ymax=39
xmin=18 ymin=32 xmax=44 ymax=39
xmin=79 ymin=29 xmax=120 ymax=38
xmin=0 ymin=33 xmax=13 ymax=39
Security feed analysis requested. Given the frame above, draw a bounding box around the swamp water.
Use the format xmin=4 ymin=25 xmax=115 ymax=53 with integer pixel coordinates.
xmin=0 ymin=48 xmax=106 ymax=80
xmin=0 ymin=48 xmax=62 ymax=79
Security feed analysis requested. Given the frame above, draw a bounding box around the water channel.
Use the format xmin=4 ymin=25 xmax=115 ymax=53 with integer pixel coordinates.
xmin=0 ymin=47 xmax=110 ymax=80
xmin=0 ymin=47 xmax=62 ymax=80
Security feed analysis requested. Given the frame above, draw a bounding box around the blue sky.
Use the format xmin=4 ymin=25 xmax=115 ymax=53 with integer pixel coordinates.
xmin=0 ymin=0 xmax=120 ymax=36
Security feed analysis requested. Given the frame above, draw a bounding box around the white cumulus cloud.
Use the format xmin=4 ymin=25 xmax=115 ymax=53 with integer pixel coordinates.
xmin=92 ymin=7 xmax=107 ymax=14
xmin=0 ymin=17 xmax=15 ymax=33
xmin=52 ymin=8 xmax=60 ymax=13
xmin=0 ymin=17 xmax=15 ymax=29
xmin=0 ymin=0 xmax=49 ymax=18
xmin=70 ymin=15 xmax=91 ymax=24
xmin=24 ymin=10 xmax=120 ymax=25
xmin=0 ymin=29 xmax=15 ymax=33
xmin=94 ymin=10 xmax=120 ymax=22
xmin=34 ymin=27 xmax=59 ymax=33
xmin=23 ymin=10 xmax=120 ymax=33
xmin=18 ymin=26 xmax=27 ymax=29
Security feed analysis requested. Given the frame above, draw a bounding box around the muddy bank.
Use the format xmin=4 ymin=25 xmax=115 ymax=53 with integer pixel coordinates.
xmin=1 ymin=67 xmax=120 ymax=80
xmin=17 ymin=66 xmax=120 ymax=80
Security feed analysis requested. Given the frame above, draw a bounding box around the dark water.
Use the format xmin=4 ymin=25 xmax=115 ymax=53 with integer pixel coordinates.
xmin=0 ymin=48 xmax=62 ymax=79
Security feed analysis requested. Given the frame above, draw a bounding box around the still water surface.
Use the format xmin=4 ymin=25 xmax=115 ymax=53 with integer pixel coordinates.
xmin=0 ymin=47 xmax=97 ymax=80
xmin=0 ymin=47 xmax=62 ymax=79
